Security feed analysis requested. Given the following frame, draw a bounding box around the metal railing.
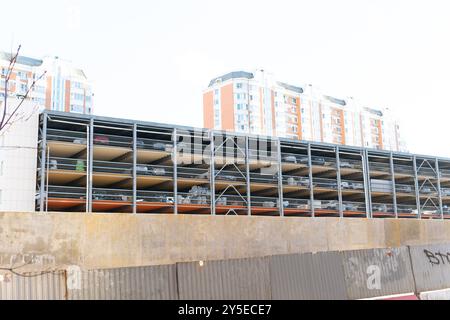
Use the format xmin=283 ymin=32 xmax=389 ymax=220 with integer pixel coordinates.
xmin=46 ymin=186 xmax=86 ymax=199
xmin=47 ymin=128 xmax=87 ymax=144
xmin=92 ymin=188 xmax=133 ymax=202
xmin=48 ymin=157 xmax=87 ymax=172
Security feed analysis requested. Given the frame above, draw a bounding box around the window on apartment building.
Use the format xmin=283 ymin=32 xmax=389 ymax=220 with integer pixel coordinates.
xmin=71 ymin=93 xmax=84 ymax=101
xmin=292 ymin=98 xmax=297 ymax=104
xmin=249 ymin=95 xmax=253 ymax=101
xmin=274 ymin=91 xmax=278 ymax=97
xmin=214 ymin=99 xmax=219 ymax=105
xmin=236 ymin=93 xmax=241 ymax=100
xmin=70 ymin=105 xmax=84 ymax=113
xmin=20 ymin=83 xmax=28 ymax=92
xmin=17 ymin=71 xmax=27 ymax=80
xmin=214 ymin=89 xmax=219 ymax=95
xmin=236 ymin=83 xmax=243 ymax=89
xmin=1 ymin=68 xmax=7 ymax=76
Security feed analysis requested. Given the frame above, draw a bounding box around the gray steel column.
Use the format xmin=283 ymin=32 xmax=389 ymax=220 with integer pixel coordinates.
xmin=173 ymin=128 xmax=178 ymax=215
xmin=132 ymin=124 xmax=137 ymax=214
xmin=210 ymin=131 xmax=216 ymax=216
xmin=335 ymin=146 xmax=343 ymax=218
xmin=361 ymin=150 xmax=372 ymax=218
xmin=277 ymin=139 xmax=284 ymax=217
xmin=412 ymin=156 xmax=421 ymax=219
xmin=307 ymin=143 xmax=315 ymax=217
xmin=87 ymin=118 xmax=94 ymax=213
xmin=390 ymin=152 xmax=398 ymax=218
xmin=39 ymin=113 xmax=48 ymax=212
xmin=435 ymin=158 xmax=444 ymax=220
xmin=245 ymin=136 xmax=251 ymax=216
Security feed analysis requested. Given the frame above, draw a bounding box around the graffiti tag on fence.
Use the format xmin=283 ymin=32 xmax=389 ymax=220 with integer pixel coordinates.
xmin=424 ymin=249 xmax=450 ymax=266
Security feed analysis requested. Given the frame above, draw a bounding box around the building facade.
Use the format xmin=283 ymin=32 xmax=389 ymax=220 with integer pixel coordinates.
xmin=0 ymin=51 xmax=93 ymax=114
xmin=0 ymin=101 xmax=38 ymax=212
xmin=203 ymin=70 xmax=406 ymax=152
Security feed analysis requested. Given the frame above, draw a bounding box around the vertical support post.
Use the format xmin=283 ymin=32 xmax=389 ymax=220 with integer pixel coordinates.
xmin=85 ymin=122 xmax=89 ymax=213
xmin=412 ymin=155 xmax=421 ymax=219
xmin=361 ymin=150 xmax=372 ymax=218
xmin=277 ymin=138 xmax=284 ymax=217
xmin=245 ymin=136 xmax=251 ymax=216
xmin=87 ymin=118 xmax=94 ymax=213
xmin=210 ymin=131 xmax=216 ymax=216
xmin=335 ymin=146 xmax=343 ymax=218
xmin=132 ymin=123 xmax=137 ymax=214
xmin=390 ymin=152 xmax=398 ymax=219
xmin=435 ymin=158 xmax=443 ymax=220
xmin=307 ymin=143 xmax=315 ymax=217
xmin=173 ymin=128 xmax=178 ymax=215
xmin=39 ymin=113 xmax=48 ymax=212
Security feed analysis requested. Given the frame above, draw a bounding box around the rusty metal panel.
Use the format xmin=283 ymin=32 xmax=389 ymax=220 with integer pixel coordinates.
xmin=0 ymin=271 xmax=66 ymax=300
xmin=67 ymin=264 xmax=178 ymax=300
xmin=177 ymin=257 xmax=271 ymax=300
xmin=409 ymin=243 xmax=450 ymax=293
xmin=270 ymin=252 xmax=347 ymax=300
xmin=342 ymin=247 xmax=415 ymax=299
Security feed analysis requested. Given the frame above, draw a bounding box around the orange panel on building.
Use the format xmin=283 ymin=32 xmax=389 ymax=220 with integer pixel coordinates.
xmin=220 ymin=83 xmax=235 ymax=131
xmin=339 ymin=109 xmax=346 ymax=145
xmin=203 ymin=90 xmax=214 ymax=129
xmin=64 ymin=80 xmax=71 ymax=112
xmin=377 ymin=120 xmax=383 ymax=149
xmin=45 ymin=76 xmax=52 ymax=110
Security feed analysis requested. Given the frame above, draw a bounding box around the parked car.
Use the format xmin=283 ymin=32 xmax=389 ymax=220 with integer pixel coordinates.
xmin=217 ymin=174 xmax=238 ymax=181
xmin=262 ymin=201 xmax=276 ymax=208
xmin=298 ymin=156 xmax=309 ymax=164
xmin=341 ymin=181 xmax=351 ymax=189
xmin=340 ymin=161 xmax=354 ymax=168
xmin=298 ymin=177 xmax=310 ymax=187
xmin=73 ymin=138 xmax=87 ymax=144
xmin=397 ymin=185 xmax=413 ymax=193
xmin=343 ymin=203 xmax=359 ymax=211
xmin=372 ymin=204 xmax=388 ymax=212
xmin=350 ymin=182 xmax=364 ymax=190
xmin=421 ymin=187 xmax=432 ymax=194
xmin=94 ymin=135 xmax=109 ymax=145
xmin=150 ymin=168 xmax=166 ymax=176
xmin=313 ymin=157 xmax=326 ymax=166
xmin=75 ymin=160 xmax=85 ymax=172
xmin=49 ymin=159 xmax=58 ymax=170
xmin=136 ymin=165 xmax=149 ymax=174
xmin=282 ymin=155 xmax=297 ymax=163
xmin=136 ymin=139 xmax=146 ymax=148
xmin=152 ymin=142 xmax=166 ymax=151
xmin=324 ymin=201 xmax=338 ymax=210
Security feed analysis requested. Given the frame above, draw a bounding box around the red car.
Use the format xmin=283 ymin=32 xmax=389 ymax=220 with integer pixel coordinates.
xmin=94 ymin=135 xmax=109 ymax=145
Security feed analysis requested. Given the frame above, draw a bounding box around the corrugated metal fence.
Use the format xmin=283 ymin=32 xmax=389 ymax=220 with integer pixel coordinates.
xmin=2 ymin=243 xmax=450 ymax=300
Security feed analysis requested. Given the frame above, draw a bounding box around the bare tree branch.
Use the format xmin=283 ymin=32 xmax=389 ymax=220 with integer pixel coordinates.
xmin=0 ymin=45 xmax=46 ymax=134
xmin=0 ymin=71 xmax=47 ymax=132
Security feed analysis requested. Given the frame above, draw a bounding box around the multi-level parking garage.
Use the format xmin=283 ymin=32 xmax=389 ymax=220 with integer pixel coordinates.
xmin=36 ymin=110 xmax=450 ymax=219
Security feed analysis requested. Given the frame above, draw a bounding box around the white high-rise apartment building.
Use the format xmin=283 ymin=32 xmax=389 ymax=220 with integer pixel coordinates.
xmin=203 ymin=69 xmax=406 ymax=152
xmin=0 ymin=51 xmax=93 ymax=114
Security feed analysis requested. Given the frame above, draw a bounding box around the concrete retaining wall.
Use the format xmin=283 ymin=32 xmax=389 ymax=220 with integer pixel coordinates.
xmin=1 ymin=212 xmax=450 ymax=271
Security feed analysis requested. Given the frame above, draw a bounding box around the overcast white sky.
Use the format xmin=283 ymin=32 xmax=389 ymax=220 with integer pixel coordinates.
xmin=2 ymin=0 xmax=450 ymax=157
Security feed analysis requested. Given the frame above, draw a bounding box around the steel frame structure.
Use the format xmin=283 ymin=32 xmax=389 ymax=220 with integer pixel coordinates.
xmin=36 ymin=110 xmax=450 ymax=220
